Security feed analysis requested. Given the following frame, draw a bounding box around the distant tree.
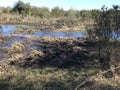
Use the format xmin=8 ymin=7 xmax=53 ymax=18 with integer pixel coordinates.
xmin=89 ymin=10 xmax=98 ymax=18
xmin=31 ymin=6 xmax=50 ymax=18
xmin=65 ymin=9 xmax=78 ymax=19
xmin=75 ymin=10 xmax=81 ymax=18
xmin=13 ymin=0 xmax=32 ymax=15
xmin=51 ymin=7 xmax=65 ymax=17
xmin=79 ymin=10 xmax=92 ymax=18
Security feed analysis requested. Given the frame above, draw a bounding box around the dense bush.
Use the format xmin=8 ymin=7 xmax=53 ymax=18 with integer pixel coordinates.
xmin=12 ymin=0 xmax=32 ymax=15
xmin=87 ymin=5 xmax=120 ymax=76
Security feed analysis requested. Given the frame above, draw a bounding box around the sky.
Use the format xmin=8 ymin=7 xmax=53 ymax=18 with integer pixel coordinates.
xmin=0 ymin=0 xmax=120 ymax=10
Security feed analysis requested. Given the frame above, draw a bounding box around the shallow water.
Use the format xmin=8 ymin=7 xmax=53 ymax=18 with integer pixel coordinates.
xmin=0 ymin=25 xmax=85 ymax=37
xmin=0 ymin=25 xmax=16 ymax=35
xmin=34 ymin=31 xmax=85 ymax=37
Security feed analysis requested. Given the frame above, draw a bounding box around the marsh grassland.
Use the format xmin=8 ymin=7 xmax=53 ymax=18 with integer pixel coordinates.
xmin=0 ymin=1 xmax=120 ymax=90
xmin=0 ymin=36 xmax=120 ymax=90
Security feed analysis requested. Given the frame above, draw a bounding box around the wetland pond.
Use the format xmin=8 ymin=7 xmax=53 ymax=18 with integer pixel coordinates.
xmin=0 ymin=25 xmax=85 ymax=37
xmin=0 ymin=25 xmax=85 ymax=62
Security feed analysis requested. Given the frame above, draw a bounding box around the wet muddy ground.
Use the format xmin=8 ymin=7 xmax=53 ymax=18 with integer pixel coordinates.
xmin=0 ymin=35 xmax=86 ymax=63
xmin=0 ymin=25 xmax=86 ymax=63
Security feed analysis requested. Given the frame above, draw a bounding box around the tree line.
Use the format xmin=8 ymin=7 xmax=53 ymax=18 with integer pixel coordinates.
xmin=0 ymin=0 xmax=98 ymax=18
